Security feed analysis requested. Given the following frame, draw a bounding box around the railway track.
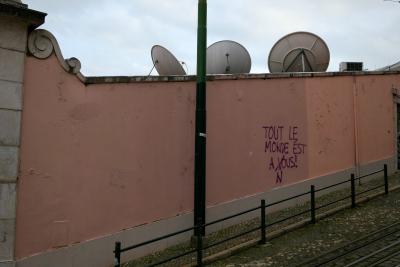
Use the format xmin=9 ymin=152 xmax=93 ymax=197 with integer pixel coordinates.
xmin=297 ymin=221 xmax=400 ymax=267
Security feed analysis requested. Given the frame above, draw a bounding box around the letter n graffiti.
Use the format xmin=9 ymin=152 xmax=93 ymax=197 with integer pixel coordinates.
xmin=276 ymin=171 xmax=283 ymax=184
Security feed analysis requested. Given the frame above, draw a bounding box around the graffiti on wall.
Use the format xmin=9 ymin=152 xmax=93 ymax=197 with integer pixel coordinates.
xmin=262 ymin=126 xmax=307 ymax=184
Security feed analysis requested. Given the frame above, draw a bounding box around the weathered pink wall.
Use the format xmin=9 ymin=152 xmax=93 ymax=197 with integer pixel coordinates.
xmin=305 ymin=75 xmax=397 ymax=179
xmin=356 ymin=75 xmax=397 ymax=164
xmin=16 ymin=54 xmax=399 ymax=259
xmin=306 ymin=77 xmax=356 ymax=177
xmin=207 ymin=79 xmax=308 ymax=205
xmin=16 ymin=55 xmax=196 ymax=258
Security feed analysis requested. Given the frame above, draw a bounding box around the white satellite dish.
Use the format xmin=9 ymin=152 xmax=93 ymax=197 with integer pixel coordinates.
xmin=376 ymin=60 xmax=400 ymax=71
xmin=207 ymin=40 xmax=252 ymax=74
xmin=268 ymin=32 xmax=330 ymax=73
xmin=151 ymin=45 xmax=186 ymax=76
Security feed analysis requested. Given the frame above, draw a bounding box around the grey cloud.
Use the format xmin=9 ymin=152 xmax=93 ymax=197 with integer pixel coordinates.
xmin=25 ymin=0 xmax=400 ymax=75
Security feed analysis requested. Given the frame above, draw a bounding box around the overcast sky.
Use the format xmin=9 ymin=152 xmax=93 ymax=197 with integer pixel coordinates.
xmin=24 ymin=0 xmax=400 ymax=76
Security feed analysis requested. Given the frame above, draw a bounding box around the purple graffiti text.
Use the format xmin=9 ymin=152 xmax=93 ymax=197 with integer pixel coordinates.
xmin=262 ymin=126 xmax=284 ymax=141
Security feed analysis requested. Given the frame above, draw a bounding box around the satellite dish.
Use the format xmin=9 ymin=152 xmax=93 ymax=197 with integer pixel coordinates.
xmin=207 ymin=40 xmax=252 ymax=74
xmin=376 ymin=60 xmax=400 ymax=71
xmin=268 ymin=32 xmax=330 ymax=73
xmin=151 ymin=45 xmax=186 ymax=76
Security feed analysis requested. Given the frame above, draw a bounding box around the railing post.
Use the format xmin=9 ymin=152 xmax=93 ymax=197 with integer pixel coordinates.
xmin=196 ymin=217 xmax=203 ymax=267
xmin=310 ymin=185 xmax=316 ymax=224
xmin=351 ymin=173 xmax=356 ymax=208
xmin=114 ymin=242 xmax=121 ymax=267
xmin=384 ymin=164 xmax=389 ymax=194
xmin=259 ymin=199 xmax=266 ymax=245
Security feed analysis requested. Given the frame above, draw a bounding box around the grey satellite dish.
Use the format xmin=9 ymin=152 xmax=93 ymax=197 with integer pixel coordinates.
xmin=207 ymin=40 xmax=252 ymax=74
xmin=376 ymin=60 xmax=400 ymax=71
xmin=268 ymin=32 xmax=330 ymax=73
xmin=151 ymin=45 xmax=186 ymax=76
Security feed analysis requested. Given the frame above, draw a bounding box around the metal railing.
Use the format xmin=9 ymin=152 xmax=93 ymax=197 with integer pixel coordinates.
xmin=113 ymin=164 xmax=388 ymax=267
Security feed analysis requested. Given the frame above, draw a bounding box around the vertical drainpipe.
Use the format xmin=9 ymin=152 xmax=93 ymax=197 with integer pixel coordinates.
xmin=352 ymin=77 xmax=361 ymax=182
xmin=194 ymin=0 xmax=207 ymax=236
xmin=393 ymin=86 xmax=399 ymax=170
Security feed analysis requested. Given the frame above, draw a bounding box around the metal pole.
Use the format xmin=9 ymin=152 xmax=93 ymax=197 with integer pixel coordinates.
xmin=384 ymin=164 xmax=388 ymax=194
xmin=259 ymin=199 xmax=266 ymax=245
xmin=351 ymin=173 xmax=356 ymax=208
xmin=114 ymin=242 xmax=121 ymax=267
xmin=310 ymin=185 xmax=316 ymax=224
xmin=196 ymin=217 xmax=203 ymax=266
xmin=194 ymin=0 xmax=207 ymax=236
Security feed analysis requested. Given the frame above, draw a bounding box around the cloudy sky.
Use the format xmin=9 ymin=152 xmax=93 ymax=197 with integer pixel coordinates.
xmin=25 ymin=0 xmax=400 ymax=76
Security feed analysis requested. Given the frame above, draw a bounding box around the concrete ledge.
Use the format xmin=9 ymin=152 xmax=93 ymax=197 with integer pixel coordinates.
xmin=205 ymin=162 xmax=363 ymax=233
xmin=83 ymin=71 xmax=400 ymax=85
xmin=25 ymin=27 xmax=399 ymax=85
xmin=359 ymin=157 xmax=395 ymax=177
xmin=0 ymin=0 xmax=26 ymax=9
xmin=0 ymin=3 xmax=45 ymax=31
xmin=17 ymin=213 xmax=194 ymax=267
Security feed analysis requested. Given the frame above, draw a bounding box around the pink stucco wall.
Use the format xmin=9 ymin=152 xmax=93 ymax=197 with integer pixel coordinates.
xmin=207 ymin=78 xmax=309 ymax=204
xmin=356 ymin=75 xmax=397 ymax=164
xmin=306 ymin=77 xmax=356 ymax=177
xmin=17 ymin=55 xmax=196 ymax=258
xmin=15 ymin=54 xmax=399 ymax=259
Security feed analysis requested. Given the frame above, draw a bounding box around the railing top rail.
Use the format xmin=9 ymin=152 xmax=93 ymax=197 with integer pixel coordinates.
xmin=315 ymin=194 xmax=352 ymax=211
xmin=315 ymin=179 xmax=351 ymax=193
xmin=203 ymin=225 xmax=261 ymax=250
xmin=121 ymin=225 xmax=196 ymax=252
xmin=356 ymin=169 xmax=384 ymax=180
xmin=356 ymin=184 xmax=385 ymax=196
xmin=266 ymin=190 xmax=310 ymax=207
xmin=204 ymin=205 xmax=261 ymax=227
xmin=267 ymin=208 xmax=311 ymax=227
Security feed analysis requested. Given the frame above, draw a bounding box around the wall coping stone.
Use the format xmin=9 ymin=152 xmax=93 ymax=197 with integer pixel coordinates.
xmin=0 ymin=0 xmax=26 ymax=9
xmin=83 ymin=71 xmax=400 ymax=85
xmin=0 ymin=2 xmax=46 ymax=31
